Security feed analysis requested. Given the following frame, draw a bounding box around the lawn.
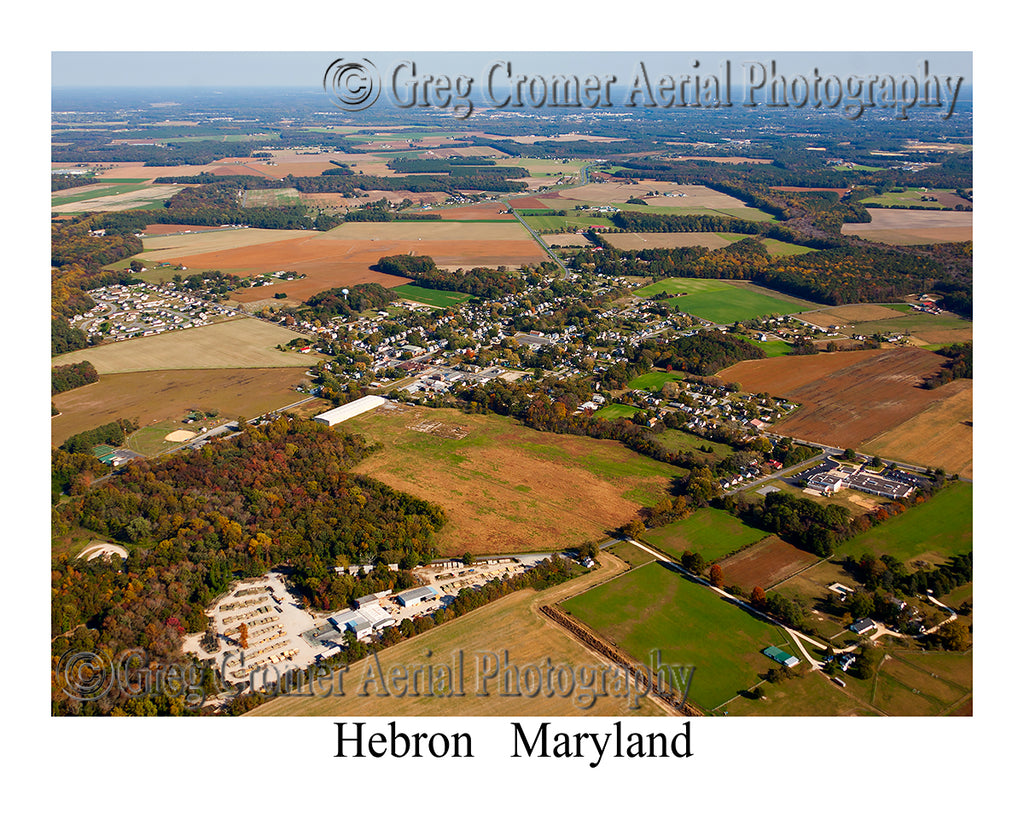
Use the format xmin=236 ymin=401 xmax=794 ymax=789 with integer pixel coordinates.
xmin=562 ymin=561 xmax=794 ymax=711
xmin=593 ymin=403 xmax=641 ymax=420
xmin=751 ymin=339 xmax=793 ymax=357
xmin=634 ymin=277 xmax=806 ymax=324
xmin=835 ymin=481 xmax=972 ymax=566
xmin=627 ymin=371 xmax=691 ymax=391
xmin=391 ymin=284 xmax=473 ymax=308
xmin=642 ymin=508 xmax=769 ymax=562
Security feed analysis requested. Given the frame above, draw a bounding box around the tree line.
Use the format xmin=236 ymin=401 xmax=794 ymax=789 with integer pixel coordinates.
xmin=52 ymin=361 xmax=98 ymax=394
xmin=373 ymin=254 xmax=530 ymax=298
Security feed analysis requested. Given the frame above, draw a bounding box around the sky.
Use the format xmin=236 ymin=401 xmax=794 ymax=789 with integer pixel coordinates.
xmin=51 ymin=51 xmax=972 ymax=90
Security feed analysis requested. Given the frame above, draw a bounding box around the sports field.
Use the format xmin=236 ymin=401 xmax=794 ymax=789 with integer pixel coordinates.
xmin=50 ymin=317 xmax=315 ymax=373
xmin=833 ymin=480 xmax=972 ymax=567
xmin=341 ymin=406 xmax=685 ymax=555
xmin=642 ymin=508 xmax=769 ymax=563
xmin=250 ymin=553 xmax=664 ymax=717
xmin=562 ymin=561 xmax=795 ymax=711
xmin=391 ymin=284 xmax=473 ymax=308
xmin=634 ymin=278 xmax=806 ymax=324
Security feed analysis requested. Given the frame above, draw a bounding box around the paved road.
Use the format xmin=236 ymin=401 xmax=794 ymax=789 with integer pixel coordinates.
xmin=509 ymin=207 xmax=568 ymax=275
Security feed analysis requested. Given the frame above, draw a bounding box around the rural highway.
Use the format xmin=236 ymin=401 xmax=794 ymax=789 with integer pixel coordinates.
xmin=509 ymin=207 xmax=569 ymax=276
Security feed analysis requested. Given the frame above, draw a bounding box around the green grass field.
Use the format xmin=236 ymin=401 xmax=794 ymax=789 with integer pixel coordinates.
xmin=633 ymin=278 xmax=805 ymax=324
xmin=519 ymin=211 xmax=615 ymax=231
xmin=760 ymin=238 xmax=815 ymax=257
xmin=563 ymin=561 xmax=794 ymax=710
xmin=593 ymin=403 xmax=642 ymax=420
xmin=643 ymin=508 xmax=770 ymax=562
xmin=653 ymin=429 xmax=735 ymax=459
xmin=391 ymin=284 xmax=474 ymax=308
xmin=848 ymin=313 xmax=974 ymax=338
xmin=835 ymin=481 xmax=972 ymax=566
xmin=626 ymin=371 xmax=691 ymax=391
xmin=751 ymin=339 xmax=793 ymax=357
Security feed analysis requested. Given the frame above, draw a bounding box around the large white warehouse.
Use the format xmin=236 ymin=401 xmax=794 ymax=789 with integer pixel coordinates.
xmin=313 ymin=395 xmax=388 ymax=426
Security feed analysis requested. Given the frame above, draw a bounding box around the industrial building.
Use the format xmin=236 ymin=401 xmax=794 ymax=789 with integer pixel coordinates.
xmin=396 ymin=586 xmax=439 ymax=607
xmin=313 ymin=395 xmax=388 ymax=426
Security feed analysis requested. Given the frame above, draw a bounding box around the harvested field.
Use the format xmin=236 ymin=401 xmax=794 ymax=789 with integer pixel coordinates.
xmin=433 ymin=202 xmax=516 ymax=220
xmin=250 ymin=554 xmax=664 ymax=717
xmin=138 ymin=221 xmax=545 ymax=302
xmin=51 ymin=184 xmax=183 ymax=213
xmin=50 ymin=317 xmax=315 ymax=374
xmin=549 ymin=181 xmax=748 ymax=208
xmin=545 ymin=232 xmax=594 ymax=247
xmin=340 ymin=407 xmax=685 ymax=555
xmin=140 ymin=228 xmax=313 ymax=259
xmin=841 ymin=208 xmax=972 ymax=244
xmin=716 ymin=536 xmax=820 ymax=593
xmin=667 ymin=155 xmax=773 ymax=164
xmin=800 ymin=304 xmax=909 ymax=327
xmin=605 ymin=232 xmax=735 ymax=251
xmin=860 ymin=381 xmax=973 ymax=477
xmin=50 ymin=366 xmax=311 ymax=446
xmin=141 ymin=223 xmax=228 ymax=236
xmin=718 ymin=347 xmax=963 ymax=449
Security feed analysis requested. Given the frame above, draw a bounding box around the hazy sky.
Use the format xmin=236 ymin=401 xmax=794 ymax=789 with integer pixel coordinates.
xmin=51 ymin=51 xmax=972 ymax=89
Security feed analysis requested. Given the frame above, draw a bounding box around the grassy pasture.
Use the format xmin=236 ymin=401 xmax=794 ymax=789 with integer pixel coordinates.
xmin=653 ymin=429 xmax=735 ymax=459
xmin=563 ymin=561 xmax=794 ymax=711
xmin=643 ymin=508 xmax=770 ymax=563
xmin=633 ymin=278 xmax=806 ymax=324
xmin=834 ymin=481 xmax=972 ymax=567
xmin=341 ymin=406 xmax=684 ymax=555
xmin=626 ymin=371 xmax=691 ymax=391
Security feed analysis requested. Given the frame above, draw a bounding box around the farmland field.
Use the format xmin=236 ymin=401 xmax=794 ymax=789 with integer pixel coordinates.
xmin=833 ymin=481 xmax=972 ymax=567
xmin=341 ymin=406 xmax=685 ymax=555
xmin=605 ymin=232 xmax=736 ymax=251
xmin=716 ymin=535 xmax=820 ymax=593
xmin=860 ymin=187 xmax=972 ymax=209
xmin=721 ymin=666 xmax=878 ymax=716
xmin=390 ymin=284 xmax=473 ymax=308
xmin=251 ymin=554 xmax=664 ymax=717
xmin=51 ymin=183 xmax=183 ymax=212
xmin=50 ymin=317 xmax=315 ymax=373
xmin=519 ymin=211 xmax=615 ymax=232
xmin=134 ymin=221 xmax=546 ymax=303
xmin=718 ymin=347 xmax=968 ymax=449
xmin=562 ymin=561 xmax=796 ymax=711
xmin=840 ymin=208 xmax=972 ymax=244
xmin=800 ymin=303 xmax=911 ymax=328
xmin=51 ymin=366 xmax=312 ymax=446
xmin=860 ymin=382 xmax=973 ymax=478
xmin=634 ymin=277 xmax=808 ymax=324
xmin=751 ymin=339 xmax=793 ymax=357
xmin=642 ymin=508 xmax=769 ymax=563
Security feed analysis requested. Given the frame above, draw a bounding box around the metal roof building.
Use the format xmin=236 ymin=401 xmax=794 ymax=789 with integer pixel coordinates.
xmin=396 ymin=586 xmax=439 ymax=607
xmin=763 ymin=646 xmax=800 ymax=668
xmin=313 ymin=395 xmax=387 ymax=426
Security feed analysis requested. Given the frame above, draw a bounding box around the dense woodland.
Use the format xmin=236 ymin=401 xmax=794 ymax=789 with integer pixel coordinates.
xmin=922 ymin=342 xmax=972 ymax=388
xmin=52 ymin=361 xmax=99 ymax=395
xmin=374 ymin=254 xmax=532 ymax=298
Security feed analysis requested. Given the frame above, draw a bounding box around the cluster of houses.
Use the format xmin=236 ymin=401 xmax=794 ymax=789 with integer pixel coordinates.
xmin=73 ymin=282 xmax=239 ymax=341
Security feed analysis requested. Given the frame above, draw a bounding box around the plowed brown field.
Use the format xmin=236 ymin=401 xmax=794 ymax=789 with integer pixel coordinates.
xmin=718 ymin=348 xmax=962 ymax=448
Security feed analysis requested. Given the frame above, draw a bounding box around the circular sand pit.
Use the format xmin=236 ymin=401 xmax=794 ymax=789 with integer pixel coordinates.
xmin=80 ymin=542 xmax=129 ymax=561
xmin=164 ymin=429 xmax=197 ymax=442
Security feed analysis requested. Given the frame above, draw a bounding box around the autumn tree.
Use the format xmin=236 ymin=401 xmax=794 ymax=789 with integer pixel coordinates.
xmin=709 ymin=564 xmax=724 ymax=587
xmin=750 ymin=586 xmax=768 ymax=609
